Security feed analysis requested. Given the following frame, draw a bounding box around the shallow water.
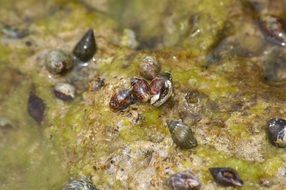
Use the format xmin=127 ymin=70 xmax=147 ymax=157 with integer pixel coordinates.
xmin=1 ymin=0 xmax=286 ymax=189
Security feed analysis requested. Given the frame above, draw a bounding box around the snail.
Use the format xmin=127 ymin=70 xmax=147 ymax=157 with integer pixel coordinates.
xmin=45 ymin=50 xmax=73 ymax=75
xmin=73 ymin=29 xmax=97 ymax=62
xmin=167 ymin=120 xmax=197 ymax=149
xmin=139 ymin=56 xmax=161 ymax=80
xmin=62 ymin=176 xmax=98 ymax=190
xmin=53 ymin=82 xmax=76 ymax=101
xmin=166 ymin=170 xmax=201 ymax=190
xmin=259 ymin=15 xmax=286 ymax=47
xmin=130 ymin=78 xmax=151 ymax=103
xmin=209 ymin=167 xmax=243 ymax=187
xmin=267 ymin=118 xmax=286 ymax=148
xmin=150 ymin=72 xmax=173 ymax=107
xmin=27 ymin=90 xmax=45 ymax=124
xmin=109 ymin=89 xmax=135 ymax=111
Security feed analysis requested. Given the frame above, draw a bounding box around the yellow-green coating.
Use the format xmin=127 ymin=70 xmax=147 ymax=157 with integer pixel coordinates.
xmin=1 ymin=0 xmax=286 ymax=190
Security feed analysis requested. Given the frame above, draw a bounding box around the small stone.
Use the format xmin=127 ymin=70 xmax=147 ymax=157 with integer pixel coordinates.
xmin=1 ymin=24 xmax=29 ymax=39
xmin=93 ymin=78 xmax=105 ymax=92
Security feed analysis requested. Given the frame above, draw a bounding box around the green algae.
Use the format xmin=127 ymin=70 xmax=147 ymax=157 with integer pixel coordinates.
xmin=119 ymin=124 xmax=148 ymax=143
xmin=196 ymin=146 xmax=263 ymax=183
xmin=1 ymin=0 xmax=286 ymax=189
xmin=0 ymin=43 xmax=10 ymax=63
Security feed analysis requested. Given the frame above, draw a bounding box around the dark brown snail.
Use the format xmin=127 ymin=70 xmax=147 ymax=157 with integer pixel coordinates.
xmin=109 ymin=89 xmax=134 ymax=111
xmin=131 ymin=78 xmax=150 ymax=103
xmin=150 ymin=73 xmax=173 ymax=107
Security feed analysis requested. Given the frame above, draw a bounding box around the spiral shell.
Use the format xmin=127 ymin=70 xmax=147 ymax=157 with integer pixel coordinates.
xmin=167 ymin=120 xmax=197 ymax=149
xmin=139 ymin=56 xmax=161 ymax=80
xmin=131 ymin=78 xmax=150 ymax=103
xmin=73 ymin=29 xmax=97 ymax=62
xmin=167 ymin=170 xmax=201 ymax=190
xmin=150 ymin=73 xmax=173 ymax=107
xmin=109 ymin=89 xmax=134 ymax=111
xmin=209 ymin=167 xmax=243 ymax=187
xmin=267 ymin=118 xmax=286 ymax=148
xmin=62 ymin=177 xmax=98 ymax=190
xmin=53 ymin=82 xmax=76 ymax=101
xmin=259 ymin=15 xmax=286 ymax=47
xmin=45 ymin=50 xmax=73 ymax=75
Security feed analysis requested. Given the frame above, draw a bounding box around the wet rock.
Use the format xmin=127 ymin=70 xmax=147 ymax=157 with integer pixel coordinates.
xmin=263 ymin=48 xmax=286 ymax=84
xmin=178 ymin=90 xmax=208 ymax=126
xmin=1 ymin=24 xmax=29 ymax=39
xmin=0 ymin=117 xmax=15 ymax=133
xmin=93 ymin=78 xmax=105 ymax=92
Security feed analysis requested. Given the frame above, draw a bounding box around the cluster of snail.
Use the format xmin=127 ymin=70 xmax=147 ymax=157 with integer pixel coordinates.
xmin=109 ymin=56 xmax=200 ymax=150
xmin=167 ymin=167 xmax=243 ymax=189
xmin=166 ymin=115 xmax=286 ymax=190
xmin=109 ymin=56 xmax=173 ymax=111
xmin=43 ymin=29 xmax=97 ymax=102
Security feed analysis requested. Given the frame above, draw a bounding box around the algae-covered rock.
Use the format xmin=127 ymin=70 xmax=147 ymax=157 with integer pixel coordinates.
xmin=1 ymin=0 xmax=286 ymax=190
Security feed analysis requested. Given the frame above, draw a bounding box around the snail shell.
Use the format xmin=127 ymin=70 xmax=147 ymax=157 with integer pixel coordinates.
xmin=167 ymin=120 xmax=197 ymax=149
xmin=73 ymin=29 xmax=97 ymax=62
xmin=45 ymin=50 xmax=73 ymax=75
xmin=167 ymin=170 xmax=201 ymax=190
xmin=53 ymin=82 xmax=76 ymax=101
xmin=150 ymin=73 xmax=173 ymax=107
xmin=131 ymin=78 xmax=150 ymax=103
xmin=209 ymin=167 xmax=243 ymax=187
xmin=259 ymin=15 xmax=286 ymax=47
xmin=109 ymin=89 xmax=134 ymax=111
xmin=267 ymin=118 xmax=286 ymax=148
xmin=62 ymin=176 xmax=98 ymax=190
xmin=139 ymin=56 xmax=161 ymax=80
